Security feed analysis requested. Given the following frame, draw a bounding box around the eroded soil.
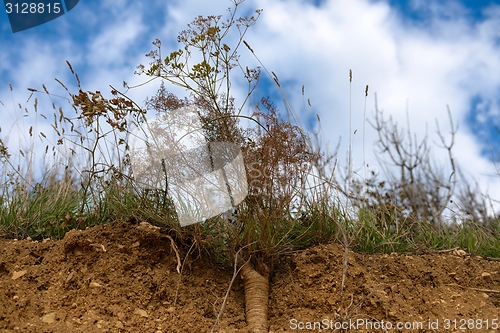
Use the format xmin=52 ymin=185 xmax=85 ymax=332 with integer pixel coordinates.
xmin=0 ymin=221 xmax=499 ymax=332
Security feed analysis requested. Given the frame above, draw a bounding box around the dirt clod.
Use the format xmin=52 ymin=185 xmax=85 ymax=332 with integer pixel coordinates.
xmin=11 ymin=270 xmax=26 ymax=280
xmin=40 ymin=313 xmax=56 ymax=324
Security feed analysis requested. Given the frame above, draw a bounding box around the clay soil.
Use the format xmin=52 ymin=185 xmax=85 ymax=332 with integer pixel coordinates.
xmin=1 ymin=220 xmax=499 ymax=333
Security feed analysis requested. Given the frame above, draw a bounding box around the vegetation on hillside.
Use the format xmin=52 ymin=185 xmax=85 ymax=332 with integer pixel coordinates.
xmin=1 ymin=0 xmax=499 ymax=331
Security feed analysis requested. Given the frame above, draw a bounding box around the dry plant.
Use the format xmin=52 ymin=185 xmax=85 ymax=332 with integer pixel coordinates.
xmin=362 ymin=100 xmax=458 ymax=227
xmin=0 ymin=83 xmax=86 ymax=239
xmin=135 ymin=2 xmax=277 ymax=331
xmin=135 ymin=2 xmax=337 ymax=331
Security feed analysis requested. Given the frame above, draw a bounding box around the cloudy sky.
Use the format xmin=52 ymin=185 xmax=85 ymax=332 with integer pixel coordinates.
xmin=1 ymin=0 xmax=500 ymax=213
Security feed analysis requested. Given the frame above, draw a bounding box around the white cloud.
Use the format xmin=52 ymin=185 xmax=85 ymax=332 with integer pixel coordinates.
xmin=87 ymin=4 xmax=146 ymax=68
xmin=2 ymin=0 xmax=500 ymax=213
xmin=229 ymin=0 xmax=500 ymax=207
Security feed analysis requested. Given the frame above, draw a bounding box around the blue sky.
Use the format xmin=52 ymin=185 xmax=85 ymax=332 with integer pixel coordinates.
xmin=1 ymin=0 xmax=500 ymax=212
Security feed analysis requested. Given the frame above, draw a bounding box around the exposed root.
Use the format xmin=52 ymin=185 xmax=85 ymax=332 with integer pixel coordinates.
xmin=241 ymin=262 xmax=269 ymax=333
xmin=166 ymin=234 xmax=182 ymax=274
xmin=173 ymin=240 xmax=196 ymax=306
xmin=211 ymin=248 xmax=250 ymax=333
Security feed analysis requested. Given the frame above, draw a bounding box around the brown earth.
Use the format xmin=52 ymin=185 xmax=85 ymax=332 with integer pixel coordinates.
xmin=0 ymin=220 xmax=499 ymax=333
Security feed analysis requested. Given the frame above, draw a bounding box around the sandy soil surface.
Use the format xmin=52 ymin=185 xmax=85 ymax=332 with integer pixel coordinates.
xmin=0 ymin=220 xmax=499 ymax=332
